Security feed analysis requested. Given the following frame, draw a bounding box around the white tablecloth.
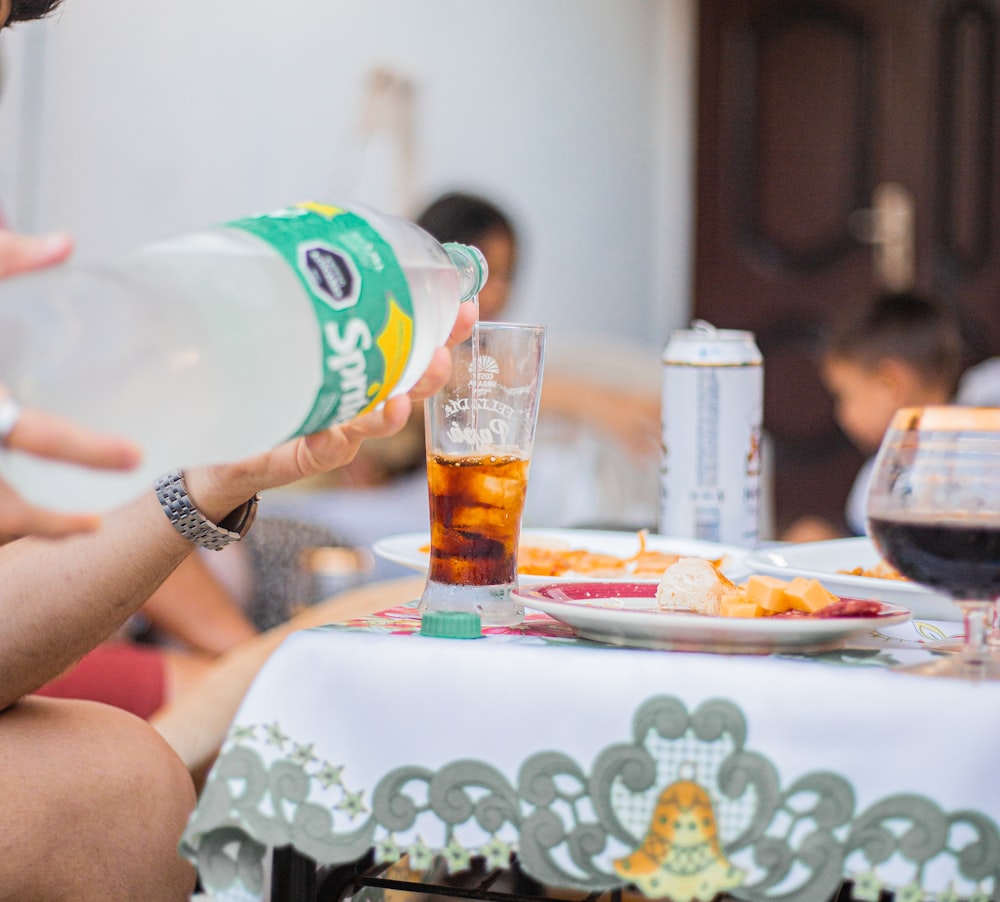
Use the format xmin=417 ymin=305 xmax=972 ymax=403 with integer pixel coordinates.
xmin=182 ymin=604 xmax=1000 ymax=902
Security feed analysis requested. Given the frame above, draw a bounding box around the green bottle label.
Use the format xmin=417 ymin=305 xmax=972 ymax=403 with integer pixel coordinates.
xmin=226 ymin=202 xmax=416 ymax=436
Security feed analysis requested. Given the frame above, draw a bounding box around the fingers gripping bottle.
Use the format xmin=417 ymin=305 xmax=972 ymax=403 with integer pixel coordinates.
xmin=0 ymin=202 xmax=487 ymax=511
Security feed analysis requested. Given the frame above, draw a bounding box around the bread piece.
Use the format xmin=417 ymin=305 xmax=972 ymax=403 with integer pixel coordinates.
xmin=655 ymin=557 xmax=735 ymax=616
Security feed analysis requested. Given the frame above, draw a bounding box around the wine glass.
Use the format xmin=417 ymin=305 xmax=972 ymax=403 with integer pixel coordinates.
xmin=866 ymin=406 xmax=1000 ymax=679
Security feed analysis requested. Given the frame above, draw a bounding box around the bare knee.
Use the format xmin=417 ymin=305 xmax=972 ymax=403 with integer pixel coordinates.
xmin=0 ymin=696 xmax=197 ymax=901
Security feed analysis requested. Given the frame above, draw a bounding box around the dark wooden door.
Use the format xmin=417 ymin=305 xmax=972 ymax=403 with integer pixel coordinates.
xmin=694 ymin=0 xmax=1000 ymax=535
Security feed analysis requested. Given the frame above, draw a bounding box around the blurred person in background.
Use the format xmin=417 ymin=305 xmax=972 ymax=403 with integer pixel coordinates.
xmin=955 ymin=354 xmax=1000 ymax=407
xmin=417 ymin=191 xmax=662 ymax=529
xmin=782 ymin=291 xmax=964 ymax=543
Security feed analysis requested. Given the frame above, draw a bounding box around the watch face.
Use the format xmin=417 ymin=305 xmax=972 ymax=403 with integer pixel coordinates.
xmin=221 ymin=493 xmax=260 ymax=540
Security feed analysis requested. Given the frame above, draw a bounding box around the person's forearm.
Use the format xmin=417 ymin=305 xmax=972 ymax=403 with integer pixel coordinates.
xmin=0 ymin=490 xmax=194 ymax=709
xmin=141 ymin=553 xmax=257 ymax=656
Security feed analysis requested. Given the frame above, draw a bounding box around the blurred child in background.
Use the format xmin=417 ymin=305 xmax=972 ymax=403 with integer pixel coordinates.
xmin=783 ymin=291 xmax=963 ymax=542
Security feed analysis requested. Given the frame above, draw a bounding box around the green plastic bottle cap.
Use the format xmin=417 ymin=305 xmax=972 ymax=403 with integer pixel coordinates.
xmin=420 ymin=611 xmax=482 ymax=639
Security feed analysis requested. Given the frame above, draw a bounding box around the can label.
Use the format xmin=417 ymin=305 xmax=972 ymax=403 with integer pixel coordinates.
xmin=659 ymin=325 xmax=763 ymax=546
xmin=226 ymin=202 xmax=415 ymax=436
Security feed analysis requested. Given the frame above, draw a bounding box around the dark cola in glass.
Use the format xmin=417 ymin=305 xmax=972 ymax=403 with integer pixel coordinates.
xmin=426 ymin=452 xmax=530 ymax=586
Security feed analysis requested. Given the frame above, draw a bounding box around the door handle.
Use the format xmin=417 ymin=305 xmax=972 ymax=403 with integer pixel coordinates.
xmin=848 ymin=182 xmax=916 ymax=291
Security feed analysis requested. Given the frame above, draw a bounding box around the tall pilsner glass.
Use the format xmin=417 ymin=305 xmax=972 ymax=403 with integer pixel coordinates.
xmin=866 ymin=406 xmax=1000 ymax=679
xmin=420 ymin=322 xmax=546 ymax=627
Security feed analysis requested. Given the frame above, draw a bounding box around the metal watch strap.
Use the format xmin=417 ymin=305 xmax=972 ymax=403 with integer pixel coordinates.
xmin=154 ymin=468 xmax=260 ymax=550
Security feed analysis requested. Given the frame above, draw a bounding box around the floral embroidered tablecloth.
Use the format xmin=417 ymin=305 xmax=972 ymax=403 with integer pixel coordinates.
xmin=182 ymin=603 xmax=1000 ymax=902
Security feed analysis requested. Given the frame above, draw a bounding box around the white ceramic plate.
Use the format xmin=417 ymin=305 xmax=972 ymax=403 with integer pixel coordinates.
xmin=372 ymin=528 xmax=749 ymax=584
xmin=742 ymin=537 xmax=963 ymax=622
xmin=513 ymin=581 xmax=912 ymax=654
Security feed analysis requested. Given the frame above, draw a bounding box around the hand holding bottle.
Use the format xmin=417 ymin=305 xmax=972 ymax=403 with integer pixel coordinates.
xmin=0 ymin=229 xmax=142 ymax=538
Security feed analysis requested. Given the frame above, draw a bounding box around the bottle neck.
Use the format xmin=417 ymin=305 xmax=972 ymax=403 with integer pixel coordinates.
xmin=444 ymin=243 xmax=489 ymax=302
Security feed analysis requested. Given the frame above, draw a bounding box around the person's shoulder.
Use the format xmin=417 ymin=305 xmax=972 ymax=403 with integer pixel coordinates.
xmin=956 ymin=357 xmax=1000 ymax=406
xmin=844 ymin=456 xmax=876 ymax=537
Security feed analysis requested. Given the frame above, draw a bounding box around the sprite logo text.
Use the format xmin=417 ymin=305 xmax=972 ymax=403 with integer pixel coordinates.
xmin=324 ymin=318 xmax=374 ymax=420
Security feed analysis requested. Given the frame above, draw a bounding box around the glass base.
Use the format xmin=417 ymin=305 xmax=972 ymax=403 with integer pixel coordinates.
xmin=922 ymin=636 xmax=975 ymax=654
xmin=899 ymin=652 xmax=1000 ymax=680
xmin=419 ymin=579 xmax=524 ymax=627
xmin=911 ymin=601 xmax=1000 ymax=671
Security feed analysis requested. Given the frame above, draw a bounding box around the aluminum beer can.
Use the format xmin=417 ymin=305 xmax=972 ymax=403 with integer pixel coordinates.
xmin=658 ymin=320 xmax=763 ymax=546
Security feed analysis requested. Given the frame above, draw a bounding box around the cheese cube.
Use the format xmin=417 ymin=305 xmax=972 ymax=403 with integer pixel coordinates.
xmin=745 ymin=575 xmax=792 ymax=612
xmin=783 ymin=576 xmax=836 ymax=613
xmin=720 ymin=598 xmax=766 ymax=618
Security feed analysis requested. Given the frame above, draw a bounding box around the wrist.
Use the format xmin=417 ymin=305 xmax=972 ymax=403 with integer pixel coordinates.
xmin=181 ymin=465 xmax=260 ymax=524
xmin=154 ymin=468 xmax=259 ymax=551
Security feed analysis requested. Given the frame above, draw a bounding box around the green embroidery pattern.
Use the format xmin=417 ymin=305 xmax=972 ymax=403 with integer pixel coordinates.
xmin=184 ymin=696 xmax=1000 ymax=901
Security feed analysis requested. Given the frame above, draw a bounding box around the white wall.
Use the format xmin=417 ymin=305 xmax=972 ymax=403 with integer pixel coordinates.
xmin=0 ymin=0 xmax=695 ymax=351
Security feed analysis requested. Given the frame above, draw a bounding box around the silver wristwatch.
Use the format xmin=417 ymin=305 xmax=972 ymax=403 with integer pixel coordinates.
xmin=154 ymin=468 xmax=260 ymax=551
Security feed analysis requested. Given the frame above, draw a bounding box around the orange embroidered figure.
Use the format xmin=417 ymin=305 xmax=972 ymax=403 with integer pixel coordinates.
xmin=613 ymin=774 xmax=744 ymax=901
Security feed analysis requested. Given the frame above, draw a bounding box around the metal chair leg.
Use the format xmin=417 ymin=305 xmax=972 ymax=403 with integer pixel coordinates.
xmin=271 ymin=845 xmax=318 ymax=902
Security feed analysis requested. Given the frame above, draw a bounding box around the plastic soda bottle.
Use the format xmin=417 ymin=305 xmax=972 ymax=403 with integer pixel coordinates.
xmin=0 ymin=202 xmax=486 ymax=510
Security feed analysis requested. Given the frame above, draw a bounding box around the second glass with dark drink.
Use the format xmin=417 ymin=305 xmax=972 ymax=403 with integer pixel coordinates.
xmin=867 ymin=405 xmax=1000 ymax=679
xmin=420 ymin=322 xmax=546 ymax=627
